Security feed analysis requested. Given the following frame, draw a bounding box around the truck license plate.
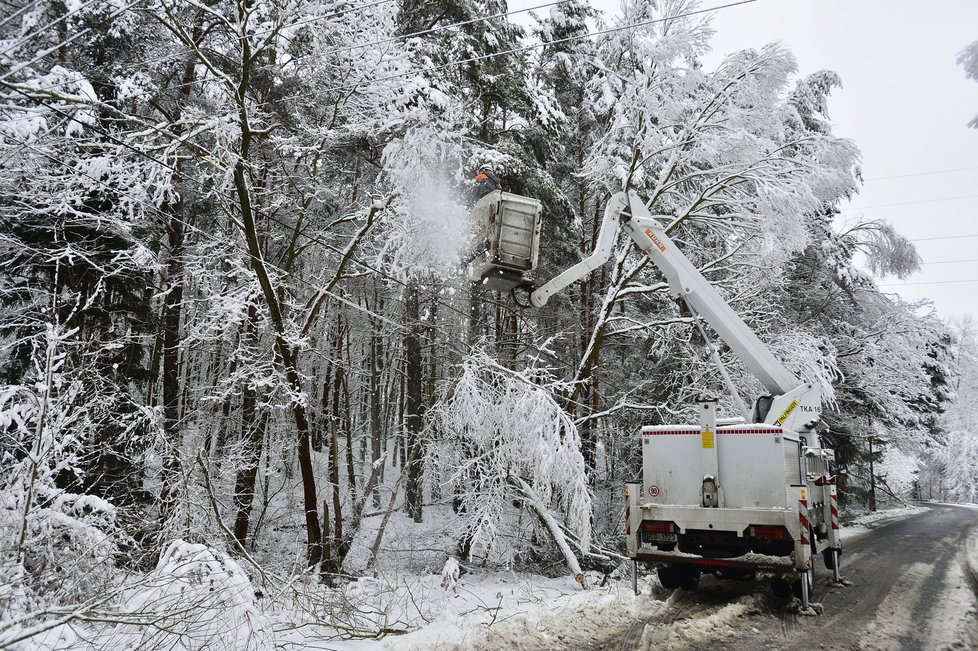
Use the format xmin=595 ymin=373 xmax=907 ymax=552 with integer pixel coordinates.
xmin=642 ymin=532 xmax=677 ymax=544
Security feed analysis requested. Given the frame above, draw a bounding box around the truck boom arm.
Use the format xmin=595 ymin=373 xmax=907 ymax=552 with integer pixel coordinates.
xmin=530 ymin=191 xmax=821 ymax=431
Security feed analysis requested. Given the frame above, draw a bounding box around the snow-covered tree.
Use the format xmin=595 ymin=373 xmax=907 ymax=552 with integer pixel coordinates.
xmin=958 ymin=40 xmax=978 ymax=128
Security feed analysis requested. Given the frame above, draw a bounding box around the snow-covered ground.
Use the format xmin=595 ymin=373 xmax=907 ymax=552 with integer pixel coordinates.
xmin=13 ymin=504 xmax=971 ymax=651
xmin=283 ymin=505 xmax=941 ymax=651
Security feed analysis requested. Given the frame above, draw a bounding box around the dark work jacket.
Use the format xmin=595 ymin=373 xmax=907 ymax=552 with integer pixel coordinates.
xmin=473 ymin=170 xmax=502 ymax=199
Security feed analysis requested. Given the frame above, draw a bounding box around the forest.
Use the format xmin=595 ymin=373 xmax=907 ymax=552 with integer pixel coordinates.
xmin=1 ymin=0 xmax=977 ymax=647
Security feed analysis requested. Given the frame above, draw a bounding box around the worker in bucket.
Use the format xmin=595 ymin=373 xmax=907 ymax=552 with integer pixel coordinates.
xmin=463 ymin=164 xmax=503 ymax=266
xmin=472 ymin=163 xmax=502 ymax=199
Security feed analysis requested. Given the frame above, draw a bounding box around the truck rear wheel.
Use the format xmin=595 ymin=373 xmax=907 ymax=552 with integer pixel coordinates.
xmin=772 ymin=572 xmax=813 ymax=600
xmin=771 ymin=578 xmax=792 ymax=599
xmin=822 ymin=547 xmax=841 ymax=570
xmin=679 ymin=568 xmax=700 ymax=590
xmin=656 ymin=566 xmax=681 ymax=590
xmin=792 ymin=570 xmax=814 ymax=601
xmin=657 ymin=566 xmax=699 ymax=590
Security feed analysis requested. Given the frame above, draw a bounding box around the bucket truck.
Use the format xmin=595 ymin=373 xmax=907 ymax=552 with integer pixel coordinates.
xmin=525 ymin=191 xmax=843 ymax=609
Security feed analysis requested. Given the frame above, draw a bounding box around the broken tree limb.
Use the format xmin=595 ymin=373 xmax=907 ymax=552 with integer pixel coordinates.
xmin=509 ymin=475 xmax=587 ymax=589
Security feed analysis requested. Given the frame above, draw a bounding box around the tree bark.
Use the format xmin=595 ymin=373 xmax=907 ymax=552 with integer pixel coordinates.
xmin=232 ymin=302 xmax=266 ymax=545
xmin=404 ymin=279 xmax=425 ymax=522
xmin=158 ymin=13 xmax=204 ymax=523
xmin=229 ymin=4 xmax=321 ymax=566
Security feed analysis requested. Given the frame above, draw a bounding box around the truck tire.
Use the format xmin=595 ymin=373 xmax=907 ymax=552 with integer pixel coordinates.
xmin=791 ymin=570 xmax=814 ymax=601
xmin=656 ymin=566 xmax=681 ymax=590
xmin=771 ymin=578 xmax=792 ymax=599
xmin=822 ymin=547 xmax=842 ymax=571
xmin=679 ymin=568 xmax=700 ymax=590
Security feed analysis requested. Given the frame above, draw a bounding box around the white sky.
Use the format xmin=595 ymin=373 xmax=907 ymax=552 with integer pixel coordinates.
xmin=509 ymin=0 xmax=978 ymax=322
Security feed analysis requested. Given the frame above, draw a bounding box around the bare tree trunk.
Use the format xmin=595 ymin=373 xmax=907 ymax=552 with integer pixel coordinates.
xmin=370 ymin=321 xmax=383 ymax=507
xmin=341 ymin=328 xmax=356 ymax=493
xmin=397 ymin=352 xmax=407 ymax=468
xmin=158 ymin=14 xmax=205 ymax=522
xmin=160 ymin=200 xmax=185 ymax=522
xmin=229 ymin=8 xmax=321 ymax=566
xmin=404 ymin=280 xmax=424 ymax=522
xmin=232 ymin=302 xmax=266 ymax=544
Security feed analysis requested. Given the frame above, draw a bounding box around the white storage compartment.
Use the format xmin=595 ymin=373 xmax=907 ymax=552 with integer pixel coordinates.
xmin=641 ymin=423 xmax=790 ymax=510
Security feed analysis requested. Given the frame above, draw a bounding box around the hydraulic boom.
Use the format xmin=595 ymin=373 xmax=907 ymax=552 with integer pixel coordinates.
xmin=530 ymin=191 xmax=822 ymax=436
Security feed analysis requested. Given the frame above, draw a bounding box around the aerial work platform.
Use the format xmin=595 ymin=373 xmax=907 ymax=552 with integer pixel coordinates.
xmin=466 ymin=191 xmax=542 ymax=293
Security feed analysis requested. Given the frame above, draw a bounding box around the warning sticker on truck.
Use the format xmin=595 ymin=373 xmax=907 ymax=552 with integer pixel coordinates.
xmin=701 ymin=427 xmax=714 ymax=449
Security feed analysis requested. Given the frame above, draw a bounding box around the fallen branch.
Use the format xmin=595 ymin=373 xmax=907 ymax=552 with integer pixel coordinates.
xmin=509 ymin=475 xmax=587 ymax=589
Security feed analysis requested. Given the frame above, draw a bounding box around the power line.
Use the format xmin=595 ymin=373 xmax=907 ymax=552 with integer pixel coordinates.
xmin=841 ymin=193 xmax=978 ymax=212
xmin=910 ymin=233 xmax=978 ymax=242
xmin=103 ymin=0 xmax=758 ymax=115
xmin=307 ymin=0 xmax=760 ymax=101
xmin=1 ymin=0 xmax=570 ymax=110
xmin=0 ymin=0 xmax=105 ymax=61
xmin=879 ymin=278 xmax=978 ymax=287
xmin=4 ymin=0 xmax=757 ymax=129
xmin=922 ymin=257 xmax=978 ymax=265
xmin=862 ymin=164 xmax=978 ymax=182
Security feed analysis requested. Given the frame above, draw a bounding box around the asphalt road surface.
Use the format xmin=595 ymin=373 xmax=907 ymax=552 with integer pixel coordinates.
xmin=613 ymin=503 xmax=978 ymax=651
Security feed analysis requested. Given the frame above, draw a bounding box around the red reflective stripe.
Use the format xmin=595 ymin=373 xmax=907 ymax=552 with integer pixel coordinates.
xmin=642 ymin=430 xmax=700 ymax=436
xmin=799 ymin=499 xmax=810 ymax=545
xmin=642 ymin=428 xmax=783 ymax=436
xmin=719 ymin=429 xmax=783 ymax=435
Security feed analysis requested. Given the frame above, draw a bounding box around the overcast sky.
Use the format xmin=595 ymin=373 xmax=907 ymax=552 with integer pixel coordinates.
xmin=510 ymin=0 xmax=978 ymax=323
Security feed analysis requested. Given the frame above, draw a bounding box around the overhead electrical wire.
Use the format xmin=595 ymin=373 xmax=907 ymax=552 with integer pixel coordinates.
xmin=300 ymin=0 xmax=760 ymax=102
xmin=879 ymin=278 xmax=978 ymax=287
xmin=0 ymin=0 xmax=106 ymax=61
xmin=0 ymin=0 xmax=145 ymax=84
xmin=921 ymin=257 xmax=978 ymax=265
xmin=1 ymin=0 xmax=756 ymax=107
xmin=841 ymin=193 xmax=978 ymax=212
xmin=910 ymin=233 xmax=978 ymax=242
xmin=862 ymin=164 xmax=978 ymax=182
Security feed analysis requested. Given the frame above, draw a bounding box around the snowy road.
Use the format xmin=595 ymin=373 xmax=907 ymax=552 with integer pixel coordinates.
xmin=615 ymin=504 xmax=978 ymax=651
